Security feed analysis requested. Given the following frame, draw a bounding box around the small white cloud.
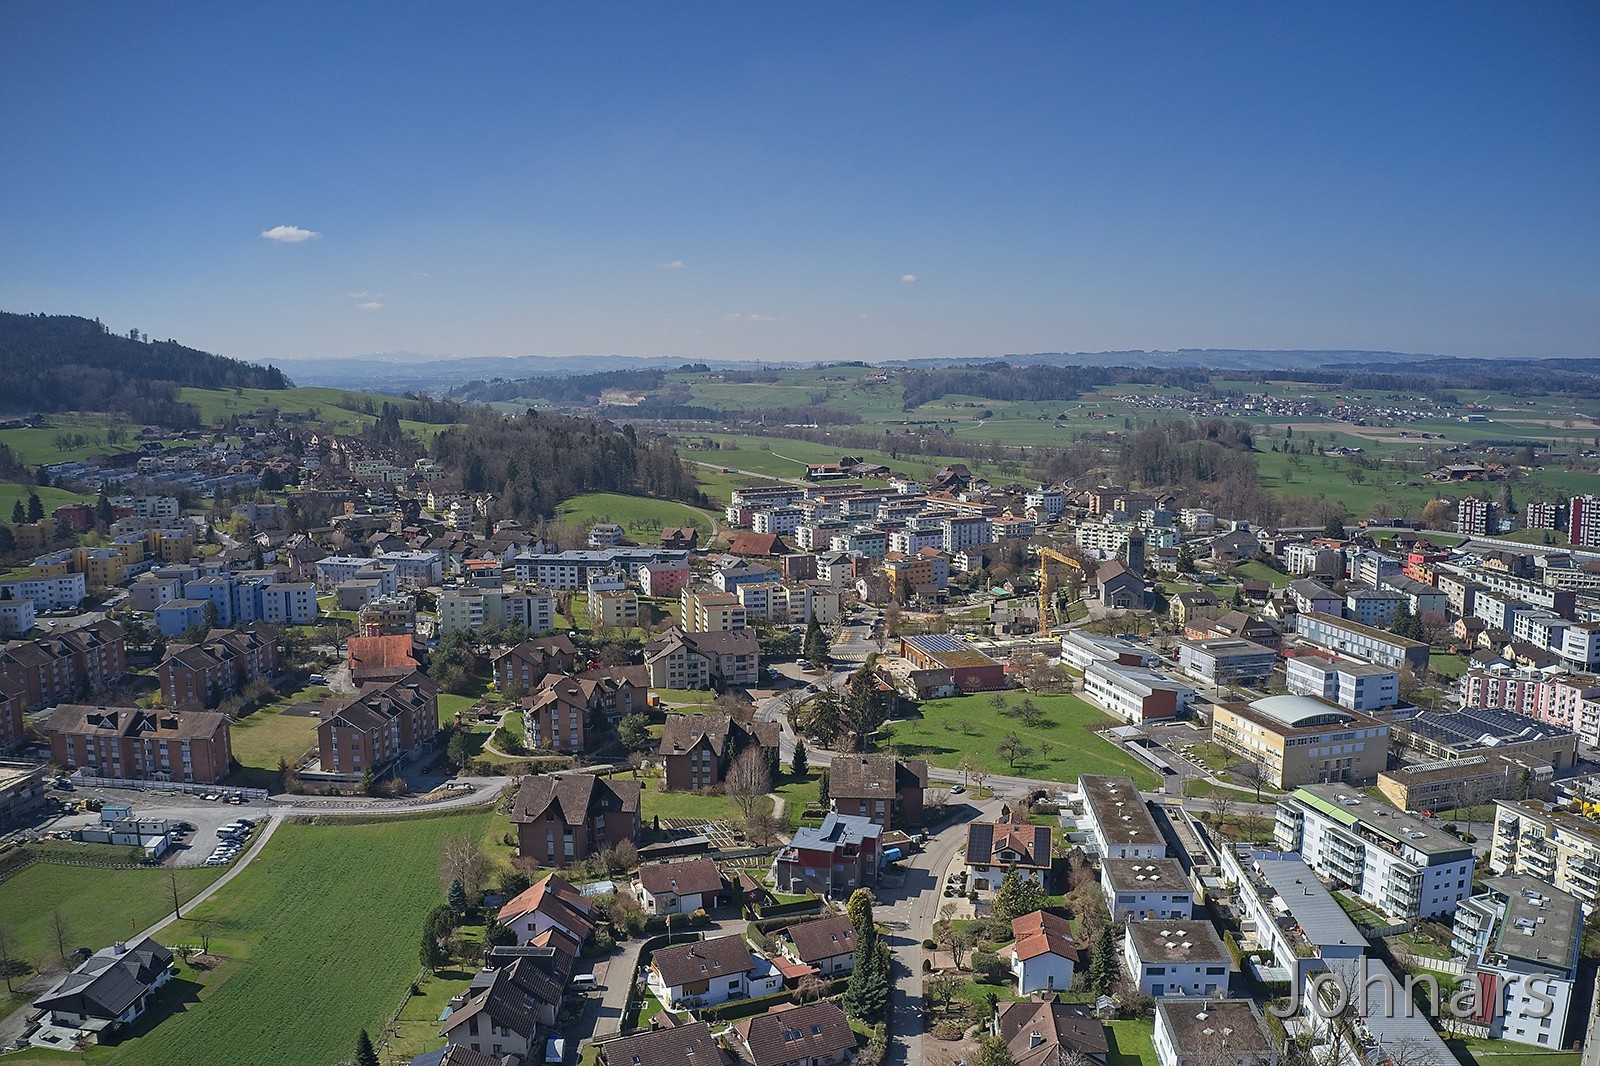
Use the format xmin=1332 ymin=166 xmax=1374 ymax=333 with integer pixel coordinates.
xmin=347 ymin=291 xmax=371 ymax=299
xmin=855 ymin=312 xmax=870 ymax=320
xmin=261 ymin=224 xmax=321 ymax=243
xmin=412 ymin=272 xmax=430 ymax=280
xmin=900 ymin=273 xmax=919 ymax=283
xmin=721 ymin=312 xmax=779 ymax=323
xmin=662 ymin=260 xmax=686 ymax=270
xmin=356 ymin=301 xmax=384 ymax=312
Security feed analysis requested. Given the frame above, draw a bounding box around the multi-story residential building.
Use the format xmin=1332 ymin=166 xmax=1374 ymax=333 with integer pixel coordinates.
xmin=153 ymin=599 xmax=210 ymax=638
xmin=1078 ymin=775 xmax=1167 ymax=859
xmin=639 ymin=560 xmax=691 ymax=598
xmin=316 ymin=671 xmax=438 ymax=776
xmin=373 ymin=548 xmax=443 ymax=588
xmin=1174 ymin=637 xmax=1277 ymax=686
xmin=942 ymin=514 xmax=992 ymax=553
xmin=0 ymin=598 xmax=36 ymax=639
xmin=491 ymin=635 xmax=577 ymax=694
xmin=882 ymin=549 xmax=950 ymax=600
xmin=0 ymin=571 xmax=86 ymax=612
xmin=1489 ymin=799 xmax=1600 ymax=906
xmin=1458 ymin=497 xmax=1498 ymax=536
xmin=251 ymin=582 xmax=315 ymax=625
xmin=751 ymin=506 xmax=806 ymax=536
xmin=1123 ymin=920 xmax=1231 ymax=998
xmin=643 ymin=628 xmax=760 ymax=689
xmin=157 ymin=623 xmax=280 ymax=709
xmin=1526 ymin=501 xmax=1564 ymax=531
xmin=1284 ymin=654 xmax=1399 ymax=712
xmin=1210 ymin=694 xmax=1389 ymax=789
xmin=509 ymin=773 xmax=640 ymax=867
xmin=774 ymin=812 xmax=881 ymax=896
xmin=1288 ymin=578 xmax=1342 ymax=617
xmin=1379 ymin=574 xmax=1449 ymax=618
xmin=69 ymin=548 xmax=127 ymax=591
xmin=1466 ymin=567 xmax=1576 ymax=618
xmin=1220 ymin=848 xmax=1366 ymax=989
xmin=1152 ymin=1001 xmax=1273 ymax=1066
xmin=1568 ymin=495 xmax=1600 ymax=548
xmin=0 ymin=619 xmax=126 ymax=709
xmin=1275 ymin=783 xmax=1476 ymax=920
xmin=438 ymin=586 xmax=557 ymax=635
xmin=1101 ymin=857 xmax=1193 ymax=921
xmin=828 ymin=754 xmax=927 ymax=829
xmin=1081 ymin=661 xmax=1194 ymax=724
xmin=680 ymin=588 xmax=746 ymax=632
xmin=1294 ymin=612 xmax=1430 ymax=673
xmin=509 ymin=548 xmax=690 ymax=590
xmin=521 ymin=671 xmax=644 ymax=754
xmin=1352 ymin=550 xmax=1402 ymax=589
xmin=1459 ymin=669 xmax=1600 ymax=743
xmin=588 ymin=589 xmax=639 ymax=630
xmin=657 ymin=713 xmax=779 ymax=792
xmin=1450 ymin=877 xmax=1581 ymax=1048
xmin=46 ymin=705 xmax=232 ymax=784
xmin=1345 ymin=588 xmax=1404 ymax=628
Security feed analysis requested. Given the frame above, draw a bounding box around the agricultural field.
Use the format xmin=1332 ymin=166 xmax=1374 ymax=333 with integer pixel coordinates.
xmin=883 ymin=692 xmax=1161 ymax=789
xmin=0 ymin=861 xmax=226 ymax=1015
xmin=9 ymin=809 xmax=501 ymax=1066
xmin=0 ymin=482 xmax=94 ymax=523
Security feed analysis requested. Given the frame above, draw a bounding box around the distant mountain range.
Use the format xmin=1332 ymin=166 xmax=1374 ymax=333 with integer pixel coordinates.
xmin=278 ymin=347 xmax=1593 ymax=394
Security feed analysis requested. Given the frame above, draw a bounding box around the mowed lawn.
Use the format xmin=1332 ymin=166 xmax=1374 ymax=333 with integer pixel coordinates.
xmin=0 ymin=862 xmax=226 ymax=1014
xmin=226 ymin=705 xmax=319 ymax=787
xmin=884 ymin=692 xmax=1161 ymax=789
xmin=36 ymin=810 xmax=502 ymax=1066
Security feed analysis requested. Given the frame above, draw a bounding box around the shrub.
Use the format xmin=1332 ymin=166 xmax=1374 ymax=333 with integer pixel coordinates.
xmin=932 ymin=1021 xmax=965 ymax=1041
xmin=971 ymin=950 xmax=1007 ymax=982
xmin=922 ymin=938 xmax=937 ymax=949
xmin=922 ymin=959 xmax=932 ymax=973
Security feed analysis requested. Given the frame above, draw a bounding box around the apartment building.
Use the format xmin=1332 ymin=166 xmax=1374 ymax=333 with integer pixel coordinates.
xmin=1458 ymin=669 xmax=1600 ymax=744
xmin=1210 ymin=694 xmax=1389 ymax=789
xmin=1078 ymin=775 xmax=1167 ymax=860
xmin=1274 ymin=784 xmax=1476 ymax=920
xmin=0 ymin=619 xmax=126 ymax=709
xmin=643 ymin=628 xmax=760 ymax=689
xmin=680 ymin=588 xmax=746 ymax=632
xmin=1101 ymin=857 xmax=1193 ymax=921
xmin=1489 ymin=800 xmax=1600 ymax=906
xmin=157 ymin=623 xmax=280 ymax=709
xmin=46 ymin=705 xmax=232 ymax=784
xmin=509 ymin=774 xmax=641 ymax=867
xmin=1450 ymin=877 xmax=1581 ymax=1048
xmin=316 ymin=671 xmax=438 ymax=776
xmin=588 ymin=589 xmax=639 ymax=630
xmin=1123 ymin=920 xmax=1232 ymax=998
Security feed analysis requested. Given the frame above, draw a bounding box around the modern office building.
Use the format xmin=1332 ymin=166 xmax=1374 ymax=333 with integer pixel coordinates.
xmin=1209 ymin=694 xmax=1389 ymax=789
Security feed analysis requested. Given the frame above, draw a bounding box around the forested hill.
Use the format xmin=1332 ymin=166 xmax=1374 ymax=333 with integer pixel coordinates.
xmin=430 ymin=408 xmax=707 ymax=522
xmin=0 ymin=312 xmax=290 ymax=422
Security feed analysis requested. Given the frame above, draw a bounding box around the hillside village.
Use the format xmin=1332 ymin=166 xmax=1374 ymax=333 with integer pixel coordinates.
xmin=6 ymin=409 xmax=1600 ymax=1066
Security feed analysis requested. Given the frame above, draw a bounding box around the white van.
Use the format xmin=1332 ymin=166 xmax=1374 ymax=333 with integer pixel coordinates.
xmin=570 ymin=974 xmax=598 ymax=992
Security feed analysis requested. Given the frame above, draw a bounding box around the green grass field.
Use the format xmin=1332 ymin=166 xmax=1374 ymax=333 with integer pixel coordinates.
xmin=1106 ymin=1017 xmax=1157 ymax=1066
xmin=0 ymin=862 xmax=226 ymax=1014
xmin=884 ymin=692 xmax=1161 ymax=788
xmin=556 ymin=491 xmax=718 ymax=537
xmin=0 ymin=481 xmax=96 ymax=523
xmin=14 ymin=809 xmax=503 ymax=1066
xmin=226 ymin=704 xmax=320 ymax=789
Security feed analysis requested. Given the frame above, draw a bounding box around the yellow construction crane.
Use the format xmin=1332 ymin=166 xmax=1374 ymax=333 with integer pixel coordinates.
xmin=1037 ymin=544 xmax=1086 ymax=635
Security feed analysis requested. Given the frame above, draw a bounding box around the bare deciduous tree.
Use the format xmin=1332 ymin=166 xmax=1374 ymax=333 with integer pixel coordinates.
xmin=48 ymin=906 xmax=70 ymax=962
xmin=440 ymin=831 xmax=493 ymax=898
xmin=726 ymin=746 xmax=773 ymax=820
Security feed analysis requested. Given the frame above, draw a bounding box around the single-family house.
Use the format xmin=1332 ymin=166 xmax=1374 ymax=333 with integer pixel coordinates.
xmin=965 ymin=818 xmax=1052 ymax=894
xmin=777 ymin=914 xmax=857 ymax=978
xmin=635 ymin=858 xmax=726 ymax=916
xmin=647 ymin=934 xmax=782 ymax=1011
xmin=1007 ymin=909 xmax=1078 ymax=995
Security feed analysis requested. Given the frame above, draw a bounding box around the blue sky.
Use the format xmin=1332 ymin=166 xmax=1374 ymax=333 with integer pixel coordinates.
xmin=1 ymin=2 xmax=1596 ymax=364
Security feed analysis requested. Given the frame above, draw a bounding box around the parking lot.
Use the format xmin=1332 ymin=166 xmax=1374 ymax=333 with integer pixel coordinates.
xmin=19 ymin=784 xmax=272 ymax=867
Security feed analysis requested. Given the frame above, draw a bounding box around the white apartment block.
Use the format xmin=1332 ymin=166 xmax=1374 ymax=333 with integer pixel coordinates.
xmin=1275 ymin=784 xmax=1476 ymax=921
xmin=0 ymin=572 xmax=86 ymax=612
xmin=1490 ymin=800 xmax=1600 ymax=907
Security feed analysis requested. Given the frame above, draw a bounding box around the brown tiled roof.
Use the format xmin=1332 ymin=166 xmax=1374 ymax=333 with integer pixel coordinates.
xmin=966 ymin=818 xmax=1051 ymax=870
xmin=347 ymin=635 xmax=418 ymax=672
xmin=782 ymin=914 xmax=856 ymax=964
xmin=507 ymin=773 xmax=640 ymax=828
xmin=657 ymin=714 xmax=778 ymax=759
xmin=495 ymin=873 xmax=595 ymax=941
xmin=733 ymin=1001 xmax=854 ymax=1066
xmin=45 ymin=705 xmax=228 ymax=743
xmin=827 ymin=754 xmax=926 ymax=801
xmin=637 ymin=858 xmax=724 ymax=898
xmin=727 ymin=532 xmax=787 ymax=557
xmin=1009 ymin=909 xmax=1078 ymax=963
xmin=600 ymin=1020 xmax=725 ymax=1066
xmin=650 ymin=934 xmax=754 ymax=988
xmin=998 ymin=997 xmax=1108 ymax=1066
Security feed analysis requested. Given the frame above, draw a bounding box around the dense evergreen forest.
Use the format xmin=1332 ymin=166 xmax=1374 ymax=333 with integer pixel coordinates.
xmin=429 ymin=409 xmax=706 ymax=522
xmin=0 ymin=312 xmax=289 ymax=423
